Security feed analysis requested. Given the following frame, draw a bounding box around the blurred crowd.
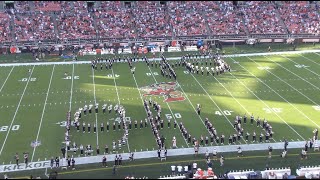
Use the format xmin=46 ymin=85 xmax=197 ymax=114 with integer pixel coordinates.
xmin=1 ymin=1 xmax=318 ymax=42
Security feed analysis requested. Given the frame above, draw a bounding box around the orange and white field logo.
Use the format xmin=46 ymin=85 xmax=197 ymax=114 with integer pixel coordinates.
xmin=140 ymin=82 xmax=185 ymax=102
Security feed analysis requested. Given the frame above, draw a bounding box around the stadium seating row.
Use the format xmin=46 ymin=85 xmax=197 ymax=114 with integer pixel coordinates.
xmin=1 ymin=1 xmax=319 ymax=42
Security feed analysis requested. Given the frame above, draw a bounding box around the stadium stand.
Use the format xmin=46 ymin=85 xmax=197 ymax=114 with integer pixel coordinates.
xmin=242 ymin=1 xmax=287 ymax=34
xmin=133 ymin=1 xmax=172 ymax=38
xmin=278 ymin=1 xmax=320 ymax=35
xmin=57 ymin=1 xmax=96 ymax=40
xmin=167 ymin=1 xmax=208 ymax=36
xmin=0 ymin=12 xmax=11 ymax=42
xmin=96 ymin=1 xmax=136 ymax=39
xmin=0 ymin=1 xmax=319 ymax=43
xmin=14 ymin=11 xmax=56 ymax=41
xmin=202 ymin=1 xmax=246 ymax=35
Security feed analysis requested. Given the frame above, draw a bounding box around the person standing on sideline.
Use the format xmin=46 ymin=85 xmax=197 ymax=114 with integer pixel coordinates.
xmin=220 ymin=155 xmax=224 ymax=166
xmin=268 ymin=146 xmax=273 ymax=158
xmin=71 ymin=158 xmax=75 ymax=170
xmin=102 ymin=156 xmax=107 ymax=167
xmin=15 ymin=153 xmax=19 ymax=165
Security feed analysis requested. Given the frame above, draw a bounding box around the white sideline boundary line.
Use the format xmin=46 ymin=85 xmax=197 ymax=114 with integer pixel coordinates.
xmin=31 ymin=65 xmax=56 ymax=162
xmin=91 ymin=68 xmax=99 ymax=146
xmin=0 ymin=66 xmax=14 ymax=93
xmin=146 ymin=65 xmax=190 ymax=148
xmin=0 ymin=66 xmax=35 ymax=157
xmin=230 ymin=56 xmax=307 ymax=140
xmin=247 ymin=56 xmax=320 ymax=128
xmin=0 ymin=140 xmax=309 ymax=173
xmin=1 ymin=49 xmax=320 ymax=67
xmin=111 ymin=67 xmax=130 ymax=152
xmin=189 ymin=73 xmax=248 ymax=144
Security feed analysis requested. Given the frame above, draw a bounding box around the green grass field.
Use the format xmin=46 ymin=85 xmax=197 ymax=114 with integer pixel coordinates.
xmin=0 ymin=50 xmax=320 ymax=178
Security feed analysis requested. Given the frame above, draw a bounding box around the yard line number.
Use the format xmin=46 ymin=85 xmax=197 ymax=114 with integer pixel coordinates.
xmin=19 ymin=78 xmax=36 ymax=82
xmin=257 ymin=66 xmax=273 ymax=70
xmin=107 ymin=74 xmax=120 ymax=78
xmin=0 ymin=125 xmax=20 ymax=132
xmin=215 ymin=110 xmax=233 ymax=116
xmin=146 ymin=72 xmax=159 ymax=76
xmin=165 ymin=113 xmax=182 ymax=120
xmin=295 ymin=64 xmax=309 ymax=68
xmin=63 ymin=76 xmax=79 ymax=80
xmin=263 ymin=107 xmax=282 ymax=113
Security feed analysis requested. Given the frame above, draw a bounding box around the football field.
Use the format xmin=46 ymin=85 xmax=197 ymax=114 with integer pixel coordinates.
xmin=0 ymin=51 xmax=320 ymax=166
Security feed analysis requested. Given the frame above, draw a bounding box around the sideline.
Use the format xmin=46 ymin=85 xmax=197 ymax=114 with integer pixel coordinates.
xmin=12 ymin=151 xmax=320 ymax=178
xmin=0 ymin=49 xmax=319 ymax=67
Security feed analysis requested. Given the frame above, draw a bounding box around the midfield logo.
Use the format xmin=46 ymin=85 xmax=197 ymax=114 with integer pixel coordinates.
xmin=140 ymin=82 xmax=185 ymax=102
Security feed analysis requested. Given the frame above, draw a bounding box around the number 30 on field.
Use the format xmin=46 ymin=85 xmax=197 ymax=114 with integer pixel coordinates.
xmin=0 ymin=125 xmax=20 ymax=132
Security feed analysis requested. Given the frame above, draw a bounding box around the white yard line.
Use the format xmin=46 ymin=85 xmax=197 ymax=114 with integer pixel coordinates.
xmin=111 ymin=68 xmax=130 ymax=152
xmin=69 ymin=64 xmax=75 ymax=111
xmin=190 ymin=73 xmax=248 ymax=144
xmin=263 ymin=55 xmax=320 ymax=91
xmin=175 ymin=81 xmax=218 ymax=145
xmin=111 ymin=68 xmax=121 ymax=105
xmin=130 ymin=72 xmax=171 ymax=147
xmin=211 ymin=75 xmax=277 ymax=143
xmin=147 ymin=67 xmax=216 ymax=145
xmin=146 ymin=65 xmax=190 ymax=147
xmin=247 ymin=56 xmax=320 ymax=128
xmin=0 ymin=66 xmax=14 ymax=93
xmin=0 ymin=66 xmax=35 ymax=157
xmin=298 ymin=54 xmax=320 ymax=66
xmin=31 ymin=65 xmax=56 ymax=162
xmin=65 ymin=64 xmax=75 ymax=159
xmin=232 ymin=56 xmax=312 ymax=138
xmin=91 ymin=68 xmax=99 ymax=146
xmin=280 ymin=55 xmax=320 ymax=77
xmin=228 ymin=57 xmax=306 ymax=141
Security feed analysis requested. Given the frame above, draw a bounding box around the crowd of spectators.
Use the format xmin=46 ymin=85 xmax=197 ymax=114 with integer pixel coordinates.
xmin=0 ymin=12 xmax=11 ymax=42
xmin=33 ymin=1 xmax=61 ymax=12
xmin=0 ymin=1 xmax=318 ymax=42
xmin=14 ymin=11 xmax=56 ymax=41
xmin=242 ymin=1 xmax=286 ymax=34
xmin=278 ymin=1 xmax=320 ymax=35
xmin=168 ymin=1 xmax=208 ymax=36
xmin=133 ymin=1 xmax=172 ymax=38
xmin=57 ymin=1 xmax=96 ymax=40
xmin=201 ymin=1 xmax=246 ymax=35
xmin=95 ymin=1 xmax=136 ymax=39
